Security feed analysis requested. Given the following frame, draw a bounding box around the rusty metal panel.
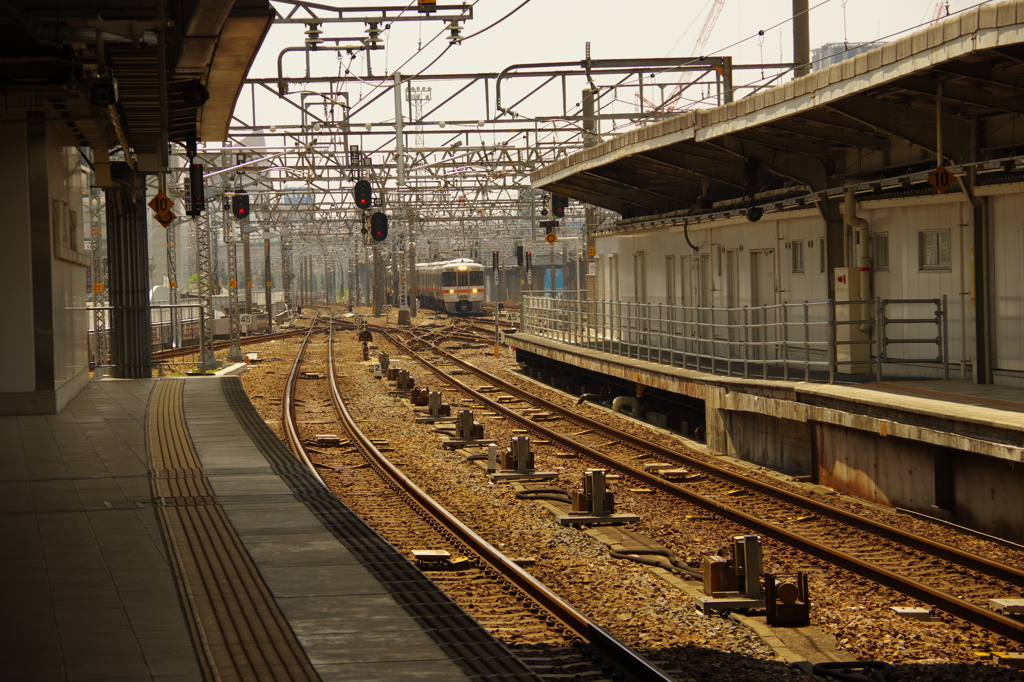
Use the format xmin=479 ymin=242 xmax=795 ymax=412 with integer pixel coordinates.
xmin=816 ymin=423 xmax=935 ymax=509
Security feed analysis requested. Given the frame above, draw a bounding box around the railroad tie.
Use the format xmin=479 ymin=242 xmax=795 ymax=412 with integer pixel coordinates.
xmin=147 ymin=379 xmax=319 ymax=682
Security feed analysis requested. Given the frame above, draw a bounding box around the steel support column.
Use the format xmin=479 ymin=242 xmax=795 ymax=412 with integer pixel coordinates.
xmin=282 ymin=236 xmax=293 ymax=311
xmin=105 ymin=162 xmax=151 ymax=378
xmin=227 ymin=241 xmax=243 ymax=362
xmin=243 ymin=229 xmax=253 ymax=314
xmin=265 ymin=236 xmax=273 ymax=331
xmin=88 ymin=184 xmax=108 ymax=367
xmin=195 ymin=214 xmax=216 ymax=371
xmin=372 ymin=246 xmax=382 ymax=317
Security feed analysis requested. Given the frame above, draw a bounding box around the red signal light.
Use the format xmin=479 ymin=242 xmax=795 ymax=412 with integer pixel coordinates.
xmin=231 ymin=190 xmax=249 ymax=220
xmin=353 ymin=180 xmax=372 ymax=210
xmin=370 ymin=212 xmax=388 ymax=241
xmin=551 ymin=193 xmax=568 ymax=218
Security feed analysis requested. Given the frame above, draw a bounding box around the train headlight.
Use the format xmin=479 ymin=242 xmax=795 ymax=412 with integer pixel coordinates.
xmin=471 ymin=288 xmax=478 ymax=293
xmin=448 ymin=289 xmax=455 ymax=294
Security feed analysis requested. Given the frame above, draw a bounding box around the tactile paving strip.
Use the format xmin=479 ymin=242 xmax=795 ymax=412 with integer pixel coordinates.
xmin=221 ymin=376 xmax=540 ymax=681
xmin=147 ymin=379 xmax=320 ymax=681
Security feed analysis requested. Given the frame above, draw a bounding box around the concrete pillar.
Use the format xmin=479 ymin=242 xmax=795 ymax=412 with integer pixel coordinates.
xmin=704 ymin=385 xmax=728 ymax=456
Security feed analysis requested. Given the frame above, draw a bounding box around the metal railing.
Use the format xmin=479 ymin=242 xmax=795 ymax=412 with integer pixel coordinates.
xmin=520 ymin=293 xmax=948 ymax=384
xmin=88 ymin=303 xmax=207 ymax=369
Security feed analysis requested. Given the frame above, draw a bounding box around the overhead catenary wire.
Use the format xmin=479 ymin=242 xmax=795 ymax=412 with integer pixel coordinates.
xmin=364 ymin=0 xmax=535 ymax=156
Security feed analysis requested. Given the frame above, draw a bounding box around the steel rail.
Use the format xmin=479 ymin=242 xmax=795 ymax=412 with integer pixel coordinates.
xmin=404 ymin=328 xmax=1024 ymax=584
xmin=382 ymin=329 xmax=1024 ymax=644
xmin=325 ymin=327 xmax=675 ymax=682
xmin=280 ymin=313 xmax=326 ymax=486
xmin=152 ymin=328 xmax=309 ymax=361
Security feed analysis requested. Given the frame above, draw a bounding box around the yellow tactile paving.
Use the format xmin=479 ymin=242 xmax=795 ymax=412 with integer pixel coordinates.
xmin=147 ymin=379 xmax=319 ymax=681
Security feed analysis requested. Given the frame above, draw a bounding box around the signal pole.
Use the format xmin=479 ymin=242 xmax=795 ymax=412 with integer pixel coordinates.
xmin=398 ymin=247 xmax=410 ymax=325
xmin=242 ymin=229 xmax=253 ymax=315
xmin=372 ymin=246 xmax=382 ymax=318
xmin=264 ymin=236 xmax=272 ymax=332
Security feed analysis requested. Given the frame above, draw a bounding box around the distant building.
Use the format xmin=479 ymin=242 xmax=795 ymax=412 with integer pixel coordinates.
xmin=811 ymin=42 xmax=887 ymax=71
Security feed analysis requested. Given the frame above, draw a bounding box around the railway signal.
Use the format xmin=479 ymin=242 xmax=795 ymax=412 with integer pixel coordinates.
xmin=551 ymin=193 xmax=568 ymax=218
xmin=186 ymin=163 xmax=205 ymax=216
xmin=353 ymin=179 xmax=372 ymax=209
xmin=370 ymin=211 xmax=389 ymax=241
xmin=516 ymin=245 xmax=524 ymax=267
xmin=492 ymin=251 xmax=499 ymax=269
xmin=230 ymin=189 xmax=250 ymax=220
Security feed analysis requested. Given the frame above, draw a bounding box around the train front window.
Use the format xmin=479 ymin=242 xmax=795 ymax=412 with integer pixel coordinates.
xmin=457 ymin=270 xmax=469 ymax=287
xmin=469 ymin=271 xmax=484 ymax=286
xmin=442 ymin=271 xmax=456 ymax=287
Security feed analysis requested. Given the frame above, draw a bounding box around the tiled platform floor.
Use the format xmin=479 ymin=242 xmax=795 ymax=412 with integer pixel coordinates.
xmin=0 ymin=379 xmax=200 ymax=681
xmin=0 ymin=377 xmax=498 ymax=682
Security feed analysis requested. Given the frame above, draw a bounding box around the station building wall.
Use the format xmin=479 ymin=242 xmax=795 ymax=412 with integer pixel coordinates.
xmin=991 ymin=189 xmax=1024 ymax=375
xmin=0 ymin=113 xmax=90 ymax=414
xmin=593 ymin=192 xmax=1024 ymax=380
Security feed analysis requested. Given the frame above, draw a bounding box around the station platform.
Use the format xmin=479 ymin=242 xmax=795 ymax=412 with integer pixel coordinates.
xmin=510 ymin=332 xmax=1024 ymax=453
xmin=0 ymin=376 xmax=537 ymax=681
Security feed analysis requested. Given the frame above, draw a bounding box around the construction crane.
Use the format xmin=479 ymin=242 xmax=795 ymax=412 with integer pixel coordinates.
xmin=931 ymin=1 xmax=950 ymax=24
xmin=694 ymin=0 xmax=727 ymax=56
xmin=661 ymin=0 xmax=727 ymax=111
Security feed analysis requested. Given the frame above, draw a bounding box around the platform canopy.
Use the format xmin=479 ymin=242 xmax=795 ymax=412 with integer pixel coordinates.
xmin=531 ymin=3 xmax=1024 ymax=220
xmin=0 ymin=0 xmax=274 ymax=154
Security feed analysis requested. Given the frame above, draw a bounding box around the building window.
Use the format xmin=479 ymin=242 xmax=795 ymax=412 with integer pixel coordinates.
xmin=791 ymin=241 xmax=804 ymax=273
xmin=874 ymin=233 xmax=889 ymax=270
xmin=919 ymin=230 xmax=951 ymax=269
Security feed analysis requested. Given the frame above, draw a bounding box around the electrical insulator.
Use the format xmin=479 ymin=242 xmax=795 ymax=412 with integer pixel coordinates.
xmin=304 ymin=23 xmax=323 ymax=50
xmin=366 ymin=22 xmax=382 ymax=48
xmin=231 ymin=189 xmax=249 ymax=220
xmin=353 ymin=180 xmax=372 ymax=210
xmin=370 ymin=212 xmax=389 ymax=241
xmin=447 ymin=20 xmax=462 ymax=43
xmin=551 ymin=193 xmax=569 ymax=218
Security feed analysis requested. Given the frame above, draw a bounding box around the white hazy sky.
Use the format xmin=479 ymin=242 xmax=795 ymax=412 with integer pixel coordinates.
xmin=239 ymin=1 xmax=993 ymax=141
xmin=252 ymin=0 xmax=989 ymax=82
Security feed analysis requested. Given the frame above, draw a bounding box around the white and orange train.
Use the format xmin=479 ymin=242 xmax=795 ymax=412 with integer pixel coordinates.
xmin=415 ymin=258 xmax=486 ymax=314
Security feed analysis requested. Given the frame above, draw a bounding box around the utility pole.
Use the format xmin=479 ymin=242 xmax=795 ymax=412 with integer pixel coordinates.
xmin=793 ymin=0 xmax=811 ymax=77
xmin=583 ymin=87 xmax=599 ymax=302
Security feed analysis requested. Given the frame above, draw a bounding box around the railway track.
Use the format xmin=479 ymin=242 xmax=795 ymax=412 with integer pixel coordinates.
xmin=278 ymin=315 xmax=678 ymax=682
xmin=152 ymin=327 xmax=312 ymax=362
xmin=379 ymin=327 xmax=1024 ymax=645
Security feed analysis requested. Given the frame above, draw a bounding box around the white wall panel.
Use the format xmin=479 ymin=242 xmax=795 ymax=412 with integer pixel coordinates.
xmin=593 ymin=195 xmax=991 ymax=373
xmin=861 ymin=199 xmax=970 ymax=366
xmin=47 ymin=124 xmax=89 ymax=390
xmin=992 ymin=194 xmax=1024 ymax=372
